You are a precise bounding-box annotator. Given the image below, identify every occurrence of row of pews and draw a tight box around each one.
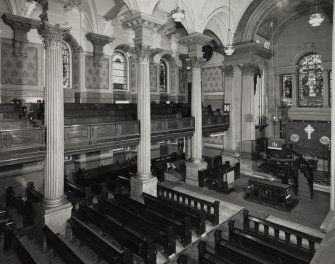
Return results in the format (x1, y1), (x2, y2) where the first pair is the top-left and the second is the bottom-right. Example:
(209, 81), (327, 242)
(5, 182), (42, 228)
(4, 178), (221, 264)
(196, 209), (321, 264)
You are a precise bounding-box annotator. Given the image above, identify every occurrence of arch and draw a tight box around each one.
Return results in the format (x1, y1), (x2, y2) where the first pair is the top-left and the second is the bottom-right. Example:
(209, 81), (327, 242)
(297, 53), (324, 107)
(112, 49), (129, 91)
(61, 41), (73, 89)
(292, 44), (326, 66)
(159, 58), (169, 93)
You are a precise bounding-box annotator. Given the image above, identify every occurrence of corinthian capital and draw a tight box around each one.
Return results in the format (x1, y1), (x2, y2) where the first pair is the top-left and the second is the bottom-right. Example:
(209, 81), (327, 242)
(37, 21), (70, 49)
(131, 44), (154, 63)
(190, 57), (205, 69)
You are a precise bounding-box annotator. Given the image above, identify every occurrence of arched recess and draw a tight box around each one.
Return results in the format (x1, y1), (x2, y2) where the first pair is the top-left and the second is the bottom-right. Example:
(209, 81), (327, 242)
(63, 33), (82, 89)
(160, 53), (180, 95)
(112, 44), (132, 92)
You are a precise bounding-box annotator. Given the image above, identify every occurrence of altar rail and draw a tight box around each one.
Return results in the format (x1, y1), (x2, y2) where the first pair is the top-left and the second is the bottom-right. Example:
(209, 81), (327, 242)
(243, 209), (322, 255)
(157, 185), (220, 225)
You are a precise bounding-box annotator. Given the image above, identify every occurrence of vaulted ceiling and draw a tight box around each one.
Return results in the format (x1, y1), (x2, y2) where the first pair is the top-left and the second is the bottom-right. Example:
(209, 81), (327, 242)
(2, 0), (333, 48)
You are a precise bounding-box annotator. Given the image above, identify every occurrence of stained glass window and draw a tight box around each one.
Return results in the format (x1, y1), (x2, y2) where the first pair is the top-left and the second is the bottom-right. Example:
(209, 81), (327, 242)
(282, 74), (292, 106)
(112, 51), (127, 90)
(298, 53), (323, 107)
(159, 59), (168, 92)
(61, 41), (71, 88)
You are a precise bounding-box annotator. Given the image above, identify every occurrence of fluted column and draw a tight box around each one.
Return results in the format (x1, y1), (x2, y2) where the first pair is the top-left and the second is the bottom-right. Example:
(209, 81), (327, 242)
(38, 22), (69, 207)
(190, 57), (204, 163)
(331, 2), (335, 212)
(122, 12), (164, 200)
(134, 44), (152, 179)
(179, 33), (211, 185)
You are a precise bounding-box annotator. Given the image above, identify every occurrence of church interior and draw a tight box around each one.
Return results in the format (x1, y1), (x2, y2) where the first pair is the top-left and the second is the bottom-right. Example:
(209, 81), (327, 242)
(0, 0), (335, 263)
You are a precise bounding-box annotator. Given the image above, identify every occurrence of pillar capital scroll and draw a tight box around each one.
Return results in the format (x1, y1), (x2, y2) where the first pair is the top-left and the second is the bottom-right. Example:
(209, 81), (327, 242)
(190, 57), (205, 69)
(131, 44), (163, 63)
(37, 21), (70, 49)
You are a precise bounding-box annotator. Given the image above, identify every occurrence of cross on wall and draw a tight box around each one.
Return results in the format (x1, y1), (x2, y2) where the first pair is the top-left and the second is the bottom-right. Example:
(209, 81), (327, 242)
(304, 124), (315, 140)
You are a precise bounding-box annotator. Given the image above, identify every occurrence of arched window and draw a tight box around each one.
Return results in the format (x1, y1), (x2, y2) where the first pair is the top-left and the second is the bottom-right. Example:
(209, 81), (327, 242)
(298, 53), (323, 107)
(112, 51), (127, 90)
(61, 41), (72, 89)
(159, 59), (168, 93)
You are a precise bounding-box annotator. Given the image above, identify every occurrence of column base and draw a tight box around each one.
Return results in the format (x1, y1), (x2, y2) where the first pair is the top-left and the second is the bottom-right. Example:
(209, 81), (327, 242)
(320, 210), (335, 233)
(185, 161), (207, 186)
(34, 200), (72, 243)
(131, 176), (158, 203)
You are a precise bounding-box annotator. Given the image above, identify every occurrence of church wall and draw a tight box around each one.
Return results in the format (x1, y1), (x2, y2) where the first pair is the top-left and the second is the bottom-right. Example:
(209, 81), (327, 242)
(0, 11), (184, 104)
(268, 14), (332, 187)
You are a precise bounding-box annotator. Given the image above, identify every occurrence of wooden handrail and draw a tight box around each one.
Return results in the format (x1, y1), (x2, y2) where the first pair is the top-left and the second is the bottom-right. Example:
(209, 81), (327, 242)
(157, 185), (220, 225)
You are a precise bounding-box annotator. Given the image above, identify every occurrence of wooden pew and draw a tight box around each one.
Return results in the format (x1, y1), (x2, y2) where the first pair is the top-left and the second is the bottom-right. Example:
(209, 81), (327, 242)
(198, 241), (230, 264)
(228, 220), (310, 264)
(0, 209), (16, 251)
(157, 185), (220, 226)
(64, 179), (87, 208)
(69, 216), (134, 264)
(5, 186), (34, 228)
(116, 194), (192, 247)
(43, 225), (86, 264)
(26, 182), (43, 203)
(100, 198), (176, 257)
(143, 192), (206, 236)
(242, 209), (321, 257)
(214, 230), (271, 264)
(78, 203), (157, 264)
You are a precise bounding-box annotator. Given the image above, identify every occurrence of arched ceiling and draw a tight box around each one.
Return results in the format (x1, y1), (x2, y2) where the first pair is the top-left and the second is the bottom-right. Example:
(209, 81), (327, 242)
(235, 0), (333, 45)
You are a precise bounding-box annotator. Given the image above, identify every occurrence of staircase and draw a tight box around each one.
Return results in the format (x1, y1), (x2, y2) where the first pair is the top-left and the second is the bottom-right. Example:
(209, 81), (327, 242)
(297, 172), (313, 199)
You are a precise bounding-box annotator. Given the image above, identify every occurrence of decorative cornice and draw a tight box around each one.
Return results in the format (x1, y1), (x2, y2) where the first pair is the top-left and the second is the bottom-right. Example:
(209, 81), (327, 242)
(122, 12), (164, 30)
(85, 32), (114, 47)
(239, 63), (259, 76)
(37, 21), (70, 49)
(224, 41), (273, 63)
(2, 13), (40, 31)
(85, 32), (114, 67)
(2, 13), (40, 56)
(179, 32), (212, 47)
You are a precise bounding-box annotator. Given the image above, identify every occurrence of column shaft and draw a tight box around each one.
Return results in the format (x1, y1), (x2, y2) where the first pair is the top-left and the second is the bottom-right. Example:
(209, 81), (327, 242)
(191, 66), (203, 163)
(330, 2), (335, 211)
(44, 46), (65, 205)
(137, 59), (151, 179)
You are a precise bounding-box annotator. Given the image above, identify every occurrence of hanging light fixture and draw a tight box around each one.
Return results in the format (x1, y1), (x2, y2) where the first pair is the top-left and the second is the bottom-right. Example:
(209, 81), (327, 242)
(308, 0), (324, 27)
(171, 1), (185, 23)
(225, 0), (235, 56)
